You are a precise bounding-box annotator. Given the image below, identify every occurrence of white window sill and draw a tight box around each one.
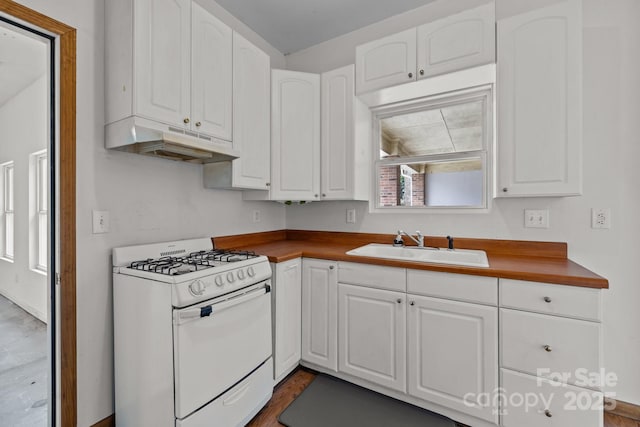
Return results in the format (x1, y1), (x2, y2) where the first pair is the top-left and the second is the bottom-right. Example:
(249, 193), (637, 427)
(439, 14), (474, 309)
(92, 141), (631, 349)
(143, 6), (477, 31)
(0, 256), (14, 264)
(31, 267), (47, 276)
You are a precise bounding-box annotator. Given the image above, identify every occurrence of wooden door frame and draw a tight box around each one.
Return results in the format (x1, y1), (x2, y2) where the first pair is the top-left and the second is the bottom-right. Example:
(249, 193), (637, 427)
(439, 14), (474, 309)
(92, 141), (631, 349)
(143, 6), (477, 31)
(0, 1), (76, 425)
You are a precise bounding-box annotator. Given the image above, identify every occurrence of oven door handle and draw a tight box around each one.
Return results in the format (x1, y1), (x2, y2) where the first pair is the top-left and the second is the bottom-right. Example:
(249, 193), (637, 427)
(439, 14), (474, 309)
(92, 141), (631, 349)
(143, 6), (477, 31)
(174, 283), (270, 325)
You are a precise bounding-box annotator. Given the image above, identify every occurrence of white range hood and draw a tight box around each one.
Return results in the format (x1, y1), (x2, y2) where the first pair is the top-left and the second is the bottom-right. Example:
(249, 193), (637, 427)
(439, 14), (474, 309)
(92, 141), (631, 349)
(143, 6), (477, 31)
(105, 116), (240, 163)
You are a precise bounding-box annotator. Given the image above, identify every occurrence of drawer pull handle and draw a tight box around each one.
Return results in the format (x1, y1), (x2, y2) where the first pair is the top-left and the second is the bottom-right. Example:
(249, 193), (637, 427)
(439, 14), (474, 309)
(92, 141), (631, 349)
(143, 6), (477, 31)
(396, 298), (402, 304)
(543, 296), (552, 303)
(410, 301), (415, 306)
(544, 409), (552, 417)
(543, 345), (552, 352)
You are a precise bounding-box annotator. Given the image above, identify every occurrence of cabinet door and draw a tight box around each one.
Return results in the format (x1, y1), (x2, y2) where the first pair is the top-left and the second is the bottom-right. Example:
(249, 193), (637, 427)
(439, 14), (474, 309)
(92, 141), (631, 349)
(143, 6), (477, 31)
(321, 65), (354, 200)
(134, 0), (191, 127)
(301, 259), (338, 371)
(271, 70), (320, 201)
(416, 3), (495, 79)
(407, 294), (498, 423)
(273, 259), (302, 382)
(355, 28), (417, 94)
(191, 3), (232, 141)
(232, 32), (271, 189)
(338, 283), (406, 392)
(497, 0), (582, 196)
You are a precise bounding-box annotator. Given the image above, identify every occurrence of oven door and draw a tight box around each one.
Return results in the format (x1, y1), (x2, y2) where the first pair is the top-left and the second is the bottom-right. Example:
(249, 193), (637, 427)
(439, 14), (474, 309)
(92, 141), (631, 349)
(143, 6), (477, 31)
(172, 281), (272, 419)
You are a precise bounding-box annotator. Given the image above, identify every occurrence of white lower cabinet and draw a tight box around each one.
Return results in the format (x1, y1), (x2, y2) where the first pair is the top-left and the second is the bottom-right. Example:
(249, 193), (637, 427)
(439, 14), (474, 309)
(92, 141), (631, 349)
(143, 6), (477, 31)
(501, 369), (603, 427)
(293, 260), (604, 427)
(338, 283), (406, 393)
(272, 259), (302, 382)
(407, 294), (498, 423)
(499, 279), (603, 426)
(301, 259), (338, 371)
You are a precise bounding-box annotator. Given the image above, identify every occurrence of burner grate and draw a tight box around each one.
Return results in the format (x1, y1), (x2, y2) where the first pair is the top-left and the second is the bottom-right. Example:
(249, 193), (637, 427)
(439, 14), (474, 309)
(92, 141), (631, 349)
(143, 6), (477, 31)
(128, 249), (259, 275)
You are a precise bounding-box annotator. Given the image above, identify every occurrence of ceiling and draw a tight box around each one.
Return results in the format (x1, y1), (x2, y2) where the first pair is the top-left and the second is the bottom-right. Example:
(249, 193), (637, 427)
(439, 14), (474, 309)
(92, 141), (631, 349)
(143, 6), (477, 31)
(381, 101), (483, 157)
(0, 23), (47, 107)
(214, 0), (438, 54)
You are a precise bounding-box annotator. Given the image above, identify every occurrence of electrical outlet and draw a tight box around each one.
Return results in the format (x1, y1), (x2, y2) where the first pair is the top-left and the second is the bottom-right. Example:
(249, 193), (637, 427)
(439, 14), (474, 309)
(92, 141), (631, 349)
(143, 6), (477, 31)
(92, 210), (110, 234)
(252, 210), (261, 223)
(591, 208), (611, 229)
(346, 209), (356, 224)
(524, 209), (549, 228)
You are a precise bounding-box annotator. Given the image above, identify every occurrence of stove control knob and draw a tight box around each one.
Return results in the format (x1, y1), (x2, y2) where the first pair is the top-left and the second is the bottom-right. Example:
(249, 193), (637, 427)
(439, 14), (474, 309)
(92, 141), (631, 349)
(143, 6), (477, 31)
(237, 269), (246, 280)
(226, 272), (235, 283)
(247, 267), (256, 278)
(214, 275), (224, 287)
(189, 280), (206, 296)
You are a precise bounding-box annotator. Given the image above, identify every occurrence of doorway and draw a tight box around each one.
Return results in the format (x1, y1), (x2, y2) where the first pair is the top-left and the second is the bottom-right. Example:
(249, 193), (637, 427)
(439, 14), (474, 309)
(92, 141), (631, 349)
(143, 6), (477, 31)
(0, 1), (77, 426)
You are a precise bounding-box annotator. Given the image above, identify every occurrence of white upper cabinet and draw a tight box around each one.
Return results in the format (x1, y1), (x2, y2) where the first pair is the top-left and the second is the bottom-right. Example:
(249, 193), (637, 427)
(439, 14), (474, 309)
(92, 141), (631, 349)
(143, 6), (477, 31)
(355, 3), (495, 94)
(191, 2), (232, 140)
(416, 3), (495, 79)
(270, 70), (321, 201)
(496, 0), (582, 197)
(106, 0), (233, 141)
(133, 0), (191, 128)
(231, 32), (271, 189)
(202, 32), (271, 190)
(356, 28), (417, 94)
(321, 65), (370, 201)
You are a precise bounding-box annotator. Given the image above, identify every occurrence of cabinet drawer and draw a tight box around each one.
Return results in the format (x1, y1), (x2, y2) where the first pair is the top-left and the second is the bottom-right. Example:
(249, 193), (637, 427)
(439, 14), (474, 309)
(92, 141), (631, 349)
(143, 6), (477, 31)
(500, 279), (602, 321)
(338, 262), (405, 292)
(407, 269), (497, 305)
(501, 309), (602, 389)
(501, 369), (603, 427)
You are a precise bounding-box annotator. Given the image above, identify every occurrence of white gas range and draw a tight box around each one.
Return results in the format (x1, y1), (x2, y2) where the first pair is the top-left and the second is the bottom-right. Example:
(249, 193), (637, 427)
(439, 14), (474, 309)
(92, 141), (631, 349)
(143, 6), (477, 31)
(113, 238), (274, 427)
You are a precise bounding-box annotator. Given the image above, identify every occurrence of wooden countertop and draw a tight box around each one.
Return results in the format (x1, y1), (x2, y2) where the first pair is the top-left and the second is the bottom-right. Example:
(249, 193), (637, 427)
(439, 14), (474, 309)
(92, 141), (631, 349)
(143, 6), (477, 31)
(212, 230), (608, 289)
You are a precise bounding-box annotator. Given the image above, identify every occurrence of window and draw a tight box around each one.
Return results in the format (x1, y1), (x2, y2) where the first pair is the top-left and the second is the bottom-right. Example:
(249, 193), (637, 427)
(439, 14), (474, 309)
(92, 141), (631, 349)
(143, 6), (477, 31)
(34, 152), (48, 271)
(2, 162), (14, 261)
(373, 87), (492, 211)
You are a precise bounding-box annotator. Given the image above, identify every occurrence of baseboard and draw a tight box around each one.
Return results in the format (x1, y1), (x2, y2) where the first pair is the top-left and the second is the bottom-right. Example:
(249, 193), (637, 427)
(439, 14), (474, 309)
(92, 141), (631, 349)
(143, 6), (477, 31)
(91, 414), (115, 427)
(0, 289), (47, 322)
(605, 398), (640, 421)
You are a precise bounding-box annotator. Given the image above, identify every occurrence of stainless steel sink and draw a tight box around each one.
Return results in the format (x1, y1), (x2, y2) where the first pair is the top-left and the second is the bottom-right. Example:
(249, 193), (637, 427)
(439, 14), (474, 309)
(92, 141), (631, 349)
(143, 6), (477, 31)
(346, 244), (489, 268)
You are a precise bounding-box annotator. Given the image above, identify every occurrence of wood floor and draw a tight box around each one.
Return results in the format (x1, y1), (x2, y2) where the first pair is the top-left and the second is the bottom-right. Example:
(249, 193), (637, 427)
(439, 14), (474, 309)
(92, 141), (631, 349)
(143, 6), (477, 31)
(246, 368), (639, 427)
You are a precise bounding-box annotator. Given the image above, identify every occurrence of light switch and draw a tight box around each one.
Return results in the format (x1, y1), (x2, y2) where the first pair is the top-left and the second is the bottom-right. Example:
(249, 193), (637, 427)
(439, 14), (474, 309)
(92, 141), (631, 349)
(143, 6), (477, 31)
(92, 210), (110, 234)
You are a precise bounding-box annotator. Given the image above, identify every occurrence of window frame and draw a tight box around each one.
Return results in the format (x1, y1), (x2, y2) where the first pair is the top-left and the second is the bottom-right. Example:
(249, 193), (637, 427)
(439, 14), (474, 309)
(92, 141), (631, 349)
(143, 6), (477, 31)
(34, 151), (48, 272)
(370, 85), (494, 214)
(1, 161), (15, 262)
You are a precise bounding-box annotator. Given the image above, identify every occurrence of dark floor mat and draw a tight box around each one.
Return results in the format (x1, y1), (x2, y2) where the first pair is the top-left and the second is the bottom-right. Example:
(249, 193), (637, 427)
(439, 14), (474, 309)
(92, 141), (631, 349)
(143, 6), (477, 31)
(278, 374), (457, 427)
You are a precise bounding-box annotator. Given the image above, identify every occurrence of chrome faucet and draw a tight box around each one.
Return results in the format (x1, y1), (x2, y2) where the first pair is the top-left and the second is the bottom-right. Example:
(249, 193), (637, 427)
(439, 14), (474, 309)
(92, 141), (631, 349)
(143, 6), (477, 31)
(398, 230), (424, 248)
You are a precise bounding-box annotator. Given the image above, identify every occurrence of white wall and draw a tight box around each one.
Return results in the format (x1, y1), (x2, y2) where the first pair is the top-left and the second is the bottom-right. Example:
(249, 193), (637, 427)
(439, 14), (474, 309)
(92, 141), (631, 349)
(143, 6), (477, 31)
(0, 75), (48, 321)
(285, 0), (640, 406)
(9, 1), (286, 425)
